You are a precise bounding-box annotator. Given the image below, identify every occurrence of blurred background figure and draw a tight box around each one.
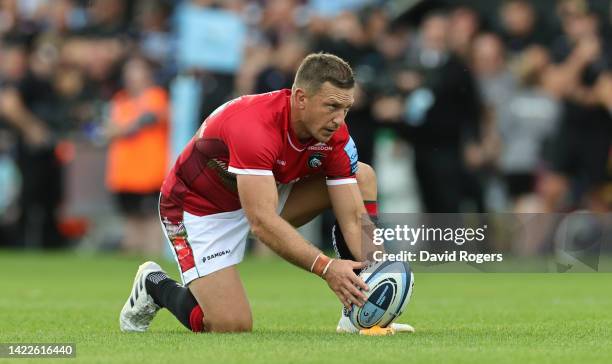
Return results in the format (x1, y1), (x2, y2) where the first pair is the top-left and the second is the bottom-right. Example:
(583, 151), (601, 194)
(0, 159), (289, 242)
(133, 0), (175, 85)
(395, 12), (482, 212)
(498, 46), (563, 212)
(542, 2), (612, 212)
(104, 56), (169, 255)
(448, 6), (481, 61)
(497, 0), (545, 56)
(0, 39), (65, 249)
(253, 36), (307, 94)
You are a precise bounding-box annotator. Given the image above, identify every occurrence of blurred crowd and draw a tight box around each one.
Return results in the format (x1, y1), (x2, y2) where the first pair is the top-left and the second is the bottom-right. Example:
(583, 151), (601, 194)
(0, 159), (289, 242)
(0, 0), (611, 253)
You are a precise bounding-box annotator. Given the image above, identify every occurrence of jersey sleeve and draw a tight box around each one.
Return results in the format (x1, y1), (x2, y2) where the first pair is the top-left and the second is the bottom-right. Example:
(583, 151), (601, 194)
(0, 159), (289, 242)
(325, 127), (359, 186)
(224, 115), (279, 176)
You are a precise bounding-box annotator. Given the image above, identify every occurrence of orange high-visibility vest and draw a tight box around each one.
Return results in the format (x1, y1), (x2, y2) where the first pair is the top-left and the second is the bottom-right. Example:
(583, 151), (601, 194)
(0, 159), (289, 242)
(106, 86), (169, 193)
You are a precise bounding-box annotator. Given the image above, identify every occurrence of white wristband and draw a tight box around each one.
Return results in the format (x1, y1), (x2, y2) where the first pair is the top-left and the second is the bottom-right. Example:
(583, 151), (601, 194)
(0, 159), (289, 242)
(310, 255), (321, 272)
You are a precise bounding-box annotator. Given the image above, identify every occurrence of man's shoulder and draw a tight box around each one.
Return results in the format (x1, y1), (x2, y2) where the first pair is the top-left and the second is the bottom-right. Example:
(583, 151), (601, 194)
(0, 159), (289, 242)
(224, 89), (290, 117)
(214, 89), (290, 135)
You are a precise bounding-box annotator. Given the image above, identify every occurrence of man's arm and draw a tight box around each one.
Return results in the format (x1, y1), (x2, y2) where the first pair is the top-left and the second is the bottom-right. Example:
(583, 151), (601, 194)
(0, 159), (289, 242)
(237, 174), (368, 308)
(0, 87), (50, 147)
(104, 112), (160, 141)
(328, 182), (378, 262)
(557, 36), (602, 107)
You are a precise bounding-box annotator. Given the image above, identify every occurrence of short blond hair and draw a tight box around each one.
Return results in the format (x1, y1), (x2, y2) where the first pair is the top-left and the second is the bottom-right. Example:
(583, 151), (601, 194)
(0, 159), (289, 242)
(293, 53), (354, 95)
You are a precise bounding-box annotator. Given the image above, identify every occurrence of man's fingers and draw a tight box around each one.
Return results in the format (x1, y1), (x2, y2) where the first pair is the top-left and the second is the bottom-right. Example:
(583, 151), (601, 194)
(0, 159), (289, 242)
(340, 288), (352, 305)
(351, 260), (368, 270)
(347, 260), (369, 291)
(346, 284), (367, 305)
(342, 284), (366, 307)
(338, 290), (351, 309)
(351, 273), (369, 292)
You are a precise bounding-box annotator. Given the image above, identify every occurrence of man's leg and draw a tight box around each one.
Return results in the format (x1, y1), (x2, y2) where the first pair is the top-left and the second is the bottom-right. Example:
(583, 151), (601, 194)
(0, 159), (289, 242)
(186, 266), (252, 332)
(135, 263), (251, 333)
(121, 196), (253, 333)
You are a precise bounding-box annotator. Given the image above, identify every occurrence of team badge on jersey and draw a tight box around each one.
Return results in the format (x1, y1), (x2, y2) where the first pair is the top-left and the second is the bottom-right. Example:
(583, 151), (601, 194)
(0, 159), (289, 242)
(308, 152), (325, 169)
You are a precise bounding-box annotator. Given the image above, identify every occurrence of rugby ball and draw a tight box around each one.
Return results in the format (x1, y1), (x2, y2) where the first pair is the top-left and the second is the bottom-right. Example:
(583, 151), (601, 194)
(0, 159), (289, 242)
(349, 260), (414, 329)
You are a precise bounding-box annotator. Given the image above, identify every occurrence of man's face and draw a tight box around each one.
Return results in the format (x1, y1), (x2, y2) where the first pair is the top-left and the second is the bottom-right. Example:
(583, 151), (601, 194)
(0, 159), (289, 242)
(302, 82), (354, 142)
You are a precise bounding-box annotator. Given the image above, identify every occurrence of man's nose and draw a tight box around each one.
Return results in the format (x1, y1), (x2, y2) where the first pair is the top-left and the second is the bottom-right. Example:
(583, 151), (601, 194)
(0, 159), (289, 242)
(333, 113), (345, 127)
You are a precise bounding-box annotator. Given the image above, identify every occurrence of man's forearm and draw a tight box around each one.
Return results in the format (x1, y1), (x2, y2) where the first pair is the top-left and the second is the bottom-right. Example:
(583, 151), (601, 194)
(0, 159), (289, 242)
(0, 89), (46, 134)
(329, 184), (370, 261)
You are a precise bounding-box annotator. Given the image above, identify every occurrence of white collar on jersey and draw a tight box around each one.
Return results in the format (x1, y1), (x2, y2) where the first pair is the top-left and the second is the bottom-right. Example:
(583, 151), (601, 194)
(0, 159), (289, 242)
(287, 131), (307, 152)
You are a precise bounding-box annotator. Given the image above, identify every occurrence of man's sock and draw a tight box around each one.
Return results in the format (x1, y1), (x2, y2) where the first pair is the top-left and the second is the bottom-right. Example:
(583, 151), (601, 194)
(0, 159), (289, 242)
(364, 200), (378, 219)
(145, 272), (204, 332)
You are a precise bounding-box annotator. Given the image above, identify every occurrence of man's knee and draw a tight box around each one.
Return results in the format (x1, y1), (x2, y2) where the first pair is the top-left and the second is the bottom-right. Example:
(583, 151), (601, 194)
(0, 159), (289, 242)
(356, 162), (376, 184)
(205, 312), (253, 333)
(356, 162), (377, 199)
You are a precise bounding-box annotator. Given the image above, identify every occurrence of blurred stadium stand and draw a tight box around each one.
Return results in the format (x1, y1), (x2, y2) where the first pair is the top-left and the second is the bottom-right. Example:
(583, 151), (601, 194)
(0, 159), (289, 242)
(0, 0), (610, 254)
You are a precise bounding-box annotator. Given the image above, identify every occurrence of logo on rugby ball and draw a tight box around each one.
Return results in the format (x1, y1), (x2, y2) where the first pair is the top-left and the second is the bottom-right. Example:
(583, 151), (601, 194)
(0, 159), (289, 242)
(356, 278), (397, 327)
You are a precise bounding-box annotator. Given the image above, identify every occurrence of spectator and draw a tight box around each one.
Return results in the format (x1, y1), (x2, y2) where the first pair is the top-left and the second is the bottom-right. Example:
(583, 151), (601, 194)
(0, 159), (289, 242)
(253, 36), (307, 94)
(449, 6), (481, 61)
(133, 0), (175, 85)
(470, 33), (511, 210)
(399, 12), (483, 212)
(542, 7), (612, 212)
(80, 0), (127, 38)
(498, 0), (545, 56)
(309, 10), (370, 67)
(0, 40), (65, 248)
(498, 47), (564, 211)
(104, 56), (169, 254)
(0, 109), (20, 245)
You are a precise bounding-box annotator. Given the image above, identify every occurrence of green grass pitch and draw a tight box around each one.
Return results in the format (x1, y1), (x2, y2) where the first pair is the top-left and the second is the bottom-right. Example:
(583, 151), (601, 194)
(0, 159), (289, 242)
(1, 251), (611, 364)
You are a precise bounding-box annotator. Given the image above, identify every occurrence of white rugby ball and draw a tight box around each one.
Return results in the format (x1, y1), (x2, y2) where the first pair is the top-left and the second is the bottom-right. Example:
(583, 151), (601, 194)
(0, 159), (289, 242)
(349, 260), (414, 329)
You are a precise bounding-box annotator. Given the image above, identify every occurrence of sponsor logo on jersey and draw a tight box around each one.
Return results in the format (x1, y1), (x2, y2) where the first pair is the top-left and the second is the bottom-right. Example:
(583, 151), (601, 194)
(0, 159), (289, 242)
(308, 143), (332, 151)
(202, 249), (231, 263)
(308, 152), (325, 168)
(276, 159), (287, 166)
(344, 137), (359, 174)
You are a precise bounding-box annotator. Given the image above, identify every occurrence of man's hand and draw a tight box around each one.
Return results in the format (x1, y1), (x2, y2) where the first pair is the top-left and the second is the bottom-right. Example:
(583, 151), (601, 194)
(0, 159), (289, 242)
(573, 35), (601, 65)
(323, 259), (369, 309)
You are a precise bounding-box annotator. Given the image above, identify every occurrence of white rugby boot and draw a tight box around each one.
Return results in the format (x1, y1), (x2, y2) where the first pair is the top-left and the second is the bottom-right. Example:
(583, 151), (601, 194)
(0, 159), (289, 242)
(119, 261), (163, 332)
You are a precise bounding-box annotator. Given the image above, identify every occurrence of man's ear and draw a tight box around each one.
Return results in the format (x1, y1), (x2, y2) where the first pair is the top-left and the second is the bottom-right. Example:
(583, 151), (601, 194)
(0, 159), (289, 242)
(293, 87), (307, 109)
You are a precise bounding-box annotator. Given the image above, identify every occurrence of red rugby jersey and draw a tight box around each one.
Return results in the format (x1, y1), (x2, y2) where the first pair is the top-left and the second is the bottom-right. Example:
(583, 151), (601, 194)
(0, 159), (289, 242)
(161, 89), (358, 216)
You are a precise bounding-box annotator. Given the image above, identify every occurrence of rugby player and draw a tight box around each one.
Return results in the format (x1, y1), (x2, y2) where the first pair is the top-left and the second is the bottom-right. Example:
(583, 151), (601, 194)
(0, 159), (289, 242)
(119, 53), (413, 334)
